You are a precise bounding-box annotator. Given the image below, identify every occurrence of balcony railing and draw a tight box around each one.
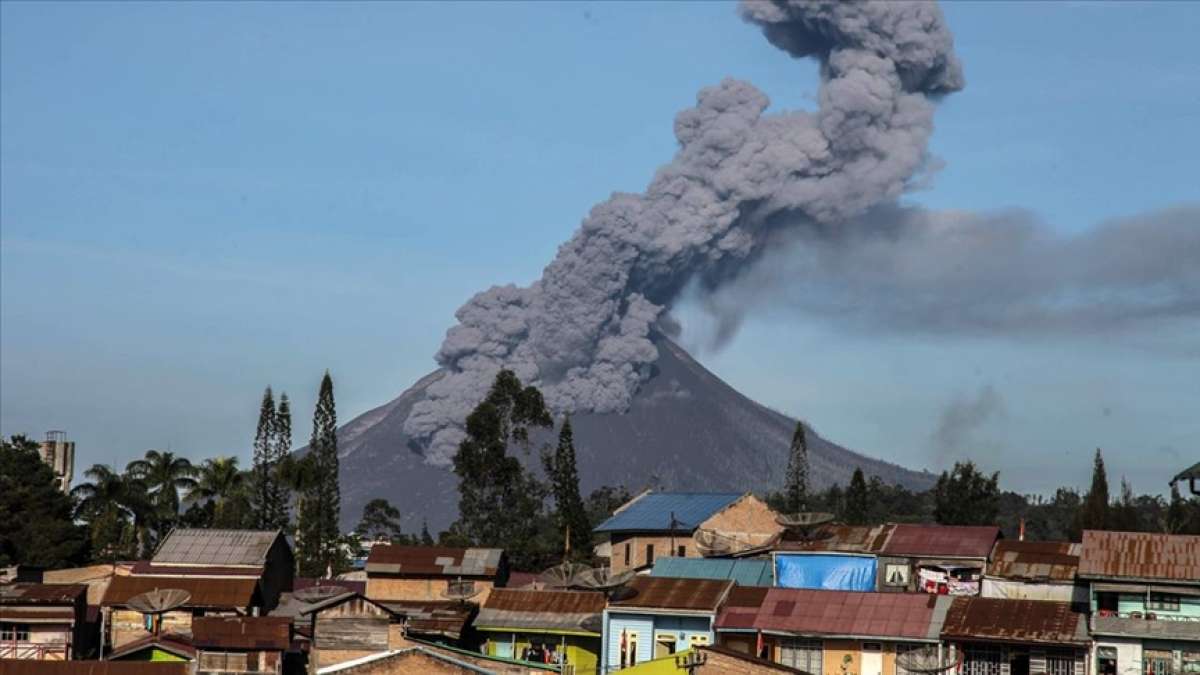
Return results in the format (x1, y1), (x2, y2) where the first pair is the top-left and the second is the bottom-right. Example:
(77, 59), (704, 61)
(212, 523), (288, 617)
(0, 641), (71, 660)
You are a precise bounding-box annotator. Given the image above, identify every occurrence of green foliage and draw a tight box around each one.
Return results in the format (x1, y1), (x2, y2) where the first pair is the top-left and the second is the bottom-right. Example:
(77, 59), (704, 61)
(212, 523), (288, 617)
(783, 422), (809, 514)
(933, 461), (1000, 526)
(356, 498), (409, 544)
(72, 463), (152, 560)
(126, 449), (197, 548)
(270, 394), (293, 529)
(0, 436), (88, 567)
(585, 484), (633, 530)
(419, 520), (435, 546)
(542, 418), (592, 562)
(450, 369), (556, 571)
(297, 371), (343, 577)
(188, 456), (253, 529)
(1079, 448), (1110, 531)
(843, 468), (870, 525)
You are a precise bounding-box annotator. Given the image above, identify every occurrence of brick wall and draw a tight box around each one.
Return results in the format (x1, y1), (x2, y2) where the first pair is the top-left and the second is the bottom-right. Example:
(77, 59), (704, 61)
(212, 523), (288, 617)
(700, 495), (784, 548)
(365, 578), (495, 605)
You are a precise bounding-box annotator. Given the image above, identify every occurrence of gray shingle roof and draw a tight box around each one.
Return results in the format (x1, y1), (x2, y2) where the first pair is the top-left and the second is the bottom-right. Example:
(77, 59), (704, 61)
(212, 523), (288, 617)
(152, 528), (282, 567)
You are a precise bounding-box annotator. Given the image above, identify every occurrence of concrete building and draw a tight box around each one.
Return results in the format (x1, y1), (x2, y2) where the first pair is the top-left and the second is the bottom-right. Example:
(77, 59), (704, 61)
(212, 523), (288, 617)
(37, 430), (75, 493)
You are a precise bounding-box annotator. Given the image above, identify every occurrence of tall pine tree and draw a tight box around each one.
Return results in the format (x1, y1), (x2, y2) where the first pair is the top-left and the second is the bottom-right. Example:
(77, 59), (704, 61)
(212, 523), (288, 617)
(1079, 448), (1110, 531)
(543, 417), (591, 561)
(265, 393), (293, 530)
(251, 387), (277, 530)
(844, 468), (870, 525)
(784, 421), (809, 514)
(298, 372), (342, 577)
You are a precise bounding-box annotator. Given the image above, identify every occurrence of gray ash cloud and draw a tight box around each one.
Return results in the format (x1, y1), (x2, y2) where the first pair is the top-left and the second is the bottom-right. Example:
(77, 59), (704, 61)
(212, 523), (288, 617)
(403, 0), (965, 464)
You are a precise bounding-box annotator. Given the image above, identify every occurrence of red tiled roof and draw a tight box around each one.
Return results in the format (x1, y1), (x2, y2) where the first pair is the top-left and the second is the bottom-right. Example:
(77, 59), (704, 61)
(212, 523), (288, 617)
(717, 588), (944, 640)
(101, 575), (257, 609)
(610, 576), (733, 613)
(0, 582), (87, 605)
(1078, 530), (1200, 583)
(942, 597), (1086, 645)
(192, 616), (291, 650)
(880, 524), (1000, 559)
(987, 541), (1080, 582)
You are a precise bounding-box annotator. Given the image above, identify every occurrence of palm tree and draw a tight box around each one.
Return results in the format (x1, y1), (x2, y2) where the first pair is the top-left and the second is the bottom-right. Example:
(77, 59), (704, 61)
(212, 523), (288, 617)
(188, 456), (251, 528)
(126, 450), (197, 539)
(71, 464), (149, 560)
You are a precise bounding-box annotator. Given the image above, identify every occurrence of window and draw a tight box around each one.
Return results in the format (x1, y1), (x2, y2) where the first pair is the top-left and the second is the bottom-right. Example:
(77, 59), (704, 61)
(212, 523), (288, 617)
(199, 651), (251, 672)
(646, 544), (655, 565)
(624, 543), (631, 567)
(0, 623), (30, 641)
(1181, 651), (1199, 675)
(689, 635), (710, 647)
(678, 545), (687, 557)
(619, 631), (639, 668)
(655, 633), (677, 658)
(885, 563), (911, 587)
(780, 639), (822, 673)
(1047, 650), (1075, 675)
(962, 646), (1004, 675)
(1148, 593), (1180, 612)
(1144, 651), (1172, 675)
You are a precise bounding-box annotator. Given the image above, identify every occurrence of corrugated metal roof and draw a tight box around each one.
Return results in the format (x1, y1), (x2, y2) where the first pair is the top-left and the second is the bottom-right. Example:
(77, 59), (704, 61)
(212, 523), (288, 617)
(1078, 530), (1200, 583)
(380, 600), (476, 640)
(130, 561), (262, 578)
(0, 660), (190, 674)
(986, 540), (1080, 582)
(609, 576), (733, 613)
(152, 529), (282, 567)
(108, 633), (197, 660)
(0, 582), (86, 605)
(192, 616), (291, 650)
(941, 598), (1087, 645)
(475, 589), (605, 633)
(295, 577), (366, 595)
(101, 575), (257, 609)
(651, 557), (774, 587)
(1091, 615), (1200, 640)
(1173, 462), (1200, 483)
(775, 524), (893, 553)
(716, 588), (948, 641)
(594, 492), (743, 533)
(0, 607), (77, 622)
(880, 524), (1000, 559)
(365, 545), (503, 578)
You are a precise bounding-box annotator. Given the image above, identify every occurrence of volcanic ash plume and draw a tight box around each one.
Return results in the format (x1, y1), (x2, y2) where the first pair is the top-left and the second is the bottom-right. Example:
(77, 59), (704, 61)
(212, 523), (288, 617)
(404, 0), (964, 464)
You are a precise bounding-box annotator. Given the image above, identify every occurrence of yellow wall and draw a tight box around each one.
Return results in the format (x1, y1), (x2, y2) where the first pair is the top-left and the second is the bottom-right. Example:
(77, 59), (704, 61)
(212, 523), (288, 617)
(481, 630), (600, 675)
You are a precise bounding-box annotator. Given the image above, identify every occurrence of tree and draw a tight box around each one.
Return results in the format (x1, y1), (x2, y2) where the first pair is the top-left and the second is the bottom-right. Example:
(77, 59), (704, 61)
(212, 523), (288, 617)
(451, 369), (554, 570)
(783, 422), (809, 513)
(356, 498), (406, 543)
(1110, 477), (1141, 531)
(189, 456), (251, 528)
(251, 387), (278, 529)
(586, 485), (633, 530)
(72, 463), (146, 560)
(542, 418), (592, 561)
(1079, 449), (1110, 531)
(0, 436), (88, 567)
(297, 371), (343, 577)
(126, 450), (197, 545)
(933, 461), (1000, 526)
(419, 520), (435, 546)
(843, 468), (870, 525)
(269, 393), (293, 529)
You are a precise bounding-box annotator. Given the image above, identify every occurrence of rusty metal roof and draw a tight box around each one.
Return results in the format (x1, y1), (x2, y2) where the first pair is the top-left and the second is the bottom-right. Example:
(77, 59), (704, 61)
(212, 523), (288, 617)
(0, 582), (86, 605)
(192, 616), (291, 650)
(941, 598), (1087, 645)
(1078, 530), (1200, 583)
(0, 661), (190, 674)
(0, 607), (77, 622)
(476, 589), (606, 634)
(101, 575), (257, 609)
(775, 524), (894, 553)
(380, 600), (476, 640)
(609, 576), (733, 613)
(717, 588), (949, 641)
(365, 545), (503, 578)
(130, 560), (262, 578)
(986, 541), (1080, 582)
(880, 524), (1000, 559)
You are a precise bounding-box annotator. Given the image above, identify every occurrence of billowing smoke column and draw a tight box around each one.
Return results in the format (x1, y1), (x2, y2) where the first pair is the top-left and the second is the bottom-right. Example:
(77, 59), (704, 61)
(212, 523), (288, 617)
(405, 0), (964, 464)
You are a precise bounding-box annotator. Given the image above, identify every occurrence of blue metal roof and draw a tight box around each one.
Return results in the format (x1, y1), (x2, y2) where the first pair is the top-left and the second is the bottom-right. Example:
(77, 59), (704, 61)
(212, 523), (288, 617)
(594, 492), (743, 533)
(650, 556), (774, 587)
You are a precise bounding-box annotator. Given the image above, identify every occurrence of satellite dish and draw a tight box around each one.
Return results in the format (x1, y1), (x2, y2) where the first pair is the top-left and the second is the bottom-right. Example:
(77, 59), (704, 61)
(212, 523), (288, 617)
(576, 567), (636, 600)
(293, 585), (349, 604)
(440, 578), (481, 602)
(693, 529), (734, 557)
(578, 614), (603, 634)
(127, 588), (191, 615)
(776, 512), (835, 541)
(538, 562), (591, 589)
(896, 646), (963, 674)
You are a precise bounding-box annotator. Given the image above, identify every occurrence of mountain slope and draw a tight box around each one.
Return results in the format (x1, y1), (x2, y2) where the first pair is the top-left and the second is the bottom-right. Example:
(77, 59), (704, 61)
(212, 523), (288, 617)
(329, 334), (935, 531)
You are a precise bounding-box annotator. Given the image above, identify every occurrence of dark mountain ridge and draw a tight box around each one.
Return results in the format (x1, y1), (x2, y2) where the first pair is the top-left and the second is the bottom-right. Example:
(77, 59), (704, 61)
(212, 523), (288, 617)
(326, 334), (935, 531)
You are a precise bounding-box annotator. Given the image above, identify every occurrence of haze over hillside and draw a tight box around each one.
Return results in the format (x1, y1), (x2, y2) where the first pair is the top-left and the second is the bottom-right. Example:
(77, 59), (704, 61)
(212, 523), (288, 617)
(327, 333), (934, 531)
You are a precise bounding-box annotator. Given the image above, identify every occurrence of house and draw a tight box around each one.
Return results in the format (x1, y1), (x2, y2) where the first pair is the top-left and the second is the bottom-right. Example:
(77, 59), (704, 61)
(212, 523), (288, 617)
(106, 633), (196, 663)
(1172, 463), (1200, 497)
(714, 586), (952, 675)
(650, 557), (774, 587)
(0, 582), (88, 660)
(594, 492), (783, 574)
(192, 616), (292, 675)
(101, 575), (260, 651)
(146, 528), (295, 611)
(295, 591), (403, 669)
(314, 643), (561, 674)
(365, 545), (507, 606)
(617, 644), (812, 674)
(474, 588), (606, 673)
(982, 541), (1086, 604)
(940, 597), (1090, 675)
(772, 524), (892, 592)
(1078, 530), (1200, 675)
(600, 576), (734, 672)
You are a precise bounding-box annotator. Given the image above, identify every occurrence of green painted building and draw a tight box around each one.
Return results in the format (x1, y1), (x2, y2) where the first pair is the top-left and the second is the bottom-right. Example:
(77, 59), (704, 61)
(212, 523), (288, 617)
(474, 588), (606, 674)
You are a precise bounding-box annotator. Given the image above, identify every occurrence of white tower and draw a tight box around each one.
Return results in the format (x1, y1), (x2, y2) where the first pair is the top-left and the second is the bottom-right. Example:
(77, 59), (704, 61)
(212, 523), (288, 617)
(38, 430), (75, 493)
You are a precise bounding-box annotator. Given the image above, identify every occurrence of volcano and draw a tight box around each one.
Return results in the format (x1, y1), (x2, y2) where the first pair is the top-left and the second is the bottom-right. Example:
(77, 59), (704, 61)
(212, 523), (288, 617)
(329, 334), (935, 532)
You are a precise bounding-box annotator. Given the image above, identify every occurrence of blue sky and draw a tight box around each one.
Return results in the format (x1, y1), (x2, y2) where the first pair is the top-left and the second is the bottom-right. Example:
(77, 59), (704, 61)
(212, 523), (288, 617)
(2, 1), (1197, 496)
